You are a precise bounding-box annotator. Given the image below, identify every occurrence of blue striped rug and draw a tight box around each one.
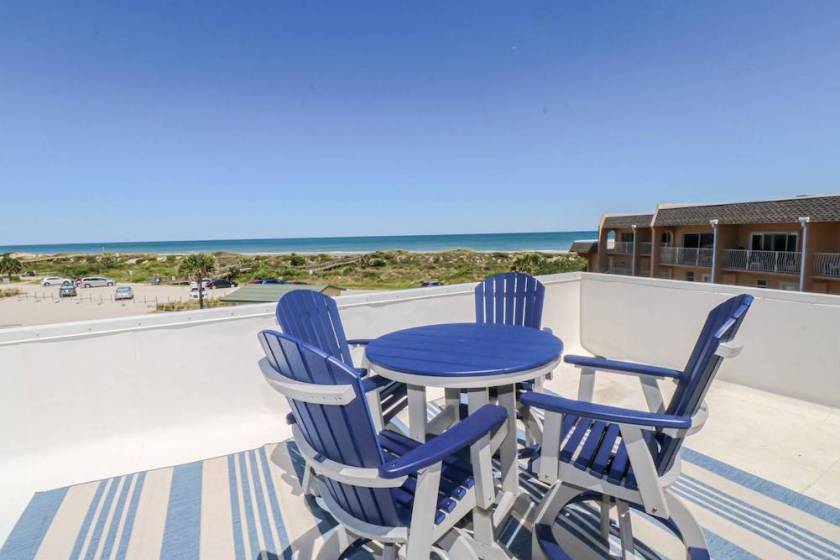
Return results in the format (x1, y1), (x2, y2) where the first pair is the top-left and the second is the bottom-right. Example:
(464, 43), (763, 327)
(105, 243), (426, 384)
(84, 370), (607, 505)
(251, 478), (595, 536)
(2, 439), (837, 559)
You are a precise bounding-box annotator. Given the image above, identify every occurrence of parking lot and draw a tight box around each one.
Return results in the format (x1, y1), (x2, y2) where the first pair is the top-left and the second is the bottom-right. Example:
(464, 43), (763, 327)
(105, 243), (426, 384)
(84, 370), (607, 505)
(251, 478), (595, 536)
(0, 282), (238, 328)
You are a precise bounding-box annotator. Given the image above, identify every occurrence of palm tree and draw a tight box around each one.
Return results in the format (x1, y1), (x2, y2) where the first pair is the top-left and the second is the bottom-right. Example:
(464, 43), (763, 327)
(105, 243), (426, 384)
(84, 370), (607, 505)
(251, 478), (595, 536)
(0, 254), (23, 282)
(179, 253), (215, 309)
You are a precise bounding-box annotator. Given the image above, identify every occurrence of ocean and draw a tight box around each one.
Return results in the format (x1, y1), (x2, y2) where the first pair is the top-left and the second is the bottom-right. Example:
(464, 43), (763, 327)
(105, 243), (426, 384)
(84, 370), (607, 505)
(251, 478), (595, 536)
(1, 231), (597, 255)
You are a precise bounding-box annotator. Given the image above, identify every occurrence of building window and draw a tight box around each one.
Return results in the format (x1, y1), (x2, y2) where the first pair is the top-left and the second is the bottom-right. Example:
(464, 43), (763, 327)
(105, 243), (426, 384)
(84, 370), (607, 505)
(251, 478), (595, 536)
(620, 232), (634, 242)
(751, 232), (797, 252)
(702, 273), (711, 283)
(686, 271), (695, 282)
(684, 233), (714, 249)
(756, 279), (768, 288)
(660, 231), (673, 246)
(779, 281), (798, 291)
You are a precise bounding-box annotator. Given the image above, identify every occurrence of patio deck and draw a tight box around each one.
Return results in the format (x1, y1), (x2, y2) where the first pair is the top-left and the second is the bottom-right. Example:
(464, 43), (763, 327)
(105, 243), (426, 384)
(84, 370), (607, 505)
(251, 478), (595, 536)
(3, 370), (839, 559)
(1, 273), (839, 557)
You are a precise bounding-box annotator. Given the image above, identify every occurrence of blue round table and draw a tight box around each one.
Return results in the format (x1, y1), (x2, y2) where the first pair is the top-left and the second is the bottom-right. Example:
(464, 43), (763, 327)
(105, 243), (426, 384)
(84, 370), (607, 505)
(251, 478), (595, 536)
(366, 322), (563, 533)
(366, 322), (563, 384)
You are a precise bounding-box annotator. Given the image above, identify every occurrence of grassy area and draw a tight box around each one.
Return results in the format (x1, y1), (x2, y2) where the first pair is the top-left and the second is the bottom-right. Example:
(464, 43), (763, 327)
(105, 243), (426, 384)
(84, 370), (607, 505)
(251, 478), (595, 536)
(155, 299), (235, 312)
(0, 288), (23, 299)
(11, 250), (587, 291)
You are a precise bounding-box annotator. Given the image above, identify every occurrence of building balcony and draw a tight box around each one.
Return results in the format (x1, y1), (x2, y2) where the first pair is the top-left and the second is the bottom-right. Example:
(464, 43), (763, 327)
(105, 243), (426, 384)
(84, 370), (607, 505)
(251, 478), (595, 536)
(659, 246), (713, 267)
(814, 252), (840, 278)
(608, 241), (633, 254)
(638, 241), (652, 255)
(0, 274), (838, 558)
(724, 249), (801, 275)
(607, 264), (633, 275)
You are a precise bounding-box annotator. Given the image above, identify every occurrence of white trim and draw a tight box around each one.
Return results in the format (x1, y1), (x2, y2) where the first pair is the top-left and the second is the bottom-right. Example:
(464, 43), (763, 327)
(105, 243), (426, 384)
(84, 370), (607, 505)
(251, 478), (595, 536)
(293, 425), (407, 488)
(259, 358), (357, 405)
(367, 359), (560, 389)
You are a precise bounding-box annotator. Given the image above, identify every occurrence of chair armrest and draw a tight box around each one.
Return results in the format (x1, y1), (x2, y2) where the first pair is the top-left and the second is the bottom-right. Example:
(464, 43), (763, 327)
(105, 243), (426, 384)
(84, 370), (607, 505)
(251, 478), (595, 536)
(564, 355), (683, 380)
(520, 392), (691, 430)
(379, 405), (507, 478)
(361, 374), (391, 393)
(347, 338), (372, 346)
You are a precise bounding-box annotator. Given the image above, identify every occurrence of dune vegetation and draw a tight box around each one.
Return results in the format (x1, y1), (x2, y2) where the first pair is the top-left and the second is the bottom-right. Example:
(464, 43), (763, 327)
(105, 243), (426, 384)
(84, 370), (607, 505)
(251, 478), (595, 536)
(10, 250), (587, 290)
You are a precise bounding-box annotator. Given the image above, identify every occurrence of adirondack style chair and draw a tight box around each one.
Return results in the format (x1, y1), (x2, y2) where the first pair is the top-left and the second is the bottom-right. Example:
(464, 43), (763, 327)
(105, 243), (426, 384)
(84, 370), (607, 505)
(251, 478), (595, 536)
(275, 290), (408, 431)
(258, 330), (509, 560)
(475, 272), (549, 441)
(522, 294), (753, 559)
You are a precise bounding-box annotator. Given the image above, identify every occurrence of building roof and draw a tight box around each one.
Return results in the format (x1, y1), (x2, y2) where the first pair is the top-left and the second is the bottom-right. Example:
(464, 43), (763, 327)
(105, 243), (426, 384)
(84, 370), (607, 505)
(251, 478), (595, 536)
(653, 195), (840, 226)
(219, 284), (339, 303)
(602, 214), (654, 228)
(569, 240), (598, 254)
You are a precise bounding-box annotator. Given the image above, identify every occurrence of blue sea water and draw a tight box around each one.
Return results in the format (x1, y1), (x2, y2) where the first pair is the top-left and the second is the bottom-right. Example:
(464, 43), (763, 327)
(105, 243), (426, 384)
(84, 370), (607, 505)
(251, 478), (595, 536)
(0, 231), (597, 255)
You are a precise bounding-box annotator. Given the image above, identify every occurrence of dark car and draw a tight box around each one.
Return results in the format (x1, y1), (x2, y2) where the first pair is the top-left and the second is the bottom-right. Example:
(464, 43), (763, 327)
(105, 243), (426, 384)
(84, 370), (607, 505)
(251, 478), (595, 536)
(59, 281), (77, 298)
(206, 278), (237, 289)
(421, 279), (443, 287)
(247, 278), (284, 285)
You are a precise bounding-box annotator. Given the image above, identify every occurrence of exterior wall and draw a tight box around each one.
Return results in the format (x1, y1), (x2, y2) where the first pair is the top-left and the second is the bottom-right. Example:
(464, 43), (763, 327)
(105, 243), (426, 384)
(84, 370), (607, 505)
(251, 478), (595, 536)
(578, 273), (840, 408)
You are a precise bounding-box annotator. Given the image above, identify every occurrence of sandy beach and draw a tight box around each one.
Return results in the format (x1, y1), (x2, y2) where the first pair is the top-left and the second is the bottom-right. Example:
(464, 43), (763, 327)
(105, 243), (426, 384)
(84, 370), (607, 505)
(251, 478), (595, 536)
(0, 282), (237, 328)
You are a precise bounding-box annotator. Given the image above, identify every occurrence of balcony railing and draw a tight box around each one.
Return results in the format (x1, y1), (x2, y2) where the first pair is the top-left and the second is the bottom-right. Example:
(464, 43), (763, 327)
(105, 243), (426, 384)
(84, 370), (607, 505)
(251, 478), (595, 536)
(607, 264), (633, 276)
(608, 241), (633, 254)
(659, 247), (713, 267)
(724, 249), (801, 275)
(639, 242), (652, 256)
(814, 253), (840, 278)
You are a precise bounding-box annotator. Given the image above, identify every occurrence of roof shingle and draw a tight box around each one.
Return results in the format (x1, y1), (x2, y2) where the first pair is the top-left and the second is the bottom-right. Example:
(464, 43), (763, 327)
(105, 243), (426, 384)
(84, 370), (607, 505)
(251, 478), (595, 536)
(653, 195), (840, 226)
(602, 214), (653, 228)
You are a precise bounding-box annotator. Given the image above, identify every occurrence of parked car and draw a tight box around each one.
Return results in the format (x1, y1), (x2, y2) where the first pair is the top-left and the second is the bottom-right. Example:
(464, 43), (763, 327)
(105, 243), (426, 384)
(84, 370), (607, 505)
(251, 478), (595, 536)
(59, 281), (77, 297)
(188, 286), (207, 299)
(189, 279), (211, 289)
(248, 278), (283, 285)
(80, 276), (115, 288)
(21, 271), (36, 278)
(206, 278), (237, 289)
(421, 279), (443, 287)
(42, 276), (70, 286)
(114, 286), (134, 300)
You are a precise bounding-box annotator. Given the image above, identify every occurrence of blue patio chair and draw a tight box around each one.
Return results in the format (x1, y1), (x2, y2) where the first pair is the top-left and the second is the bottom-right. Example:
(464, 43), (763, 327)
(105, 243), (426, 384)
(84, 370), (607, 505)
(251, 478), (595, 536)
(521, 294), (753, 559)
(275, 290), (408, 430)
(475, 271), (546, 330)
(258, 330), (509, 560)
(476, 272), (550, 440)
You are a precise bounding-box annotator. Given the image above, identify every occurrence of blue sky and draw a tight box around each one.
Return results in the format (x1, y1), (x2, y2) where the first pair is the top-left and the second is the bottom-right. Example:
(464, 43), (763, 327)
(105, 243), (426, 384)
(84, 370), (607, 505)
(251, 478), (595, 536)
(1, 1), (838, 244)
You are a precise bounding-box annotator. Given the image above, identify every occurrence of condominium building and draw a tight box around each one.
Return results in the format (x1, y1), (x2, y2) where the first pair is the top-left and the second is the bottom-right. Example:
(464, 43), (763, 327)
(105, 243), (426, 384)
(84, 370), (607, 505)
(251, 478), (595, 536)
(572, 194), (840, 294)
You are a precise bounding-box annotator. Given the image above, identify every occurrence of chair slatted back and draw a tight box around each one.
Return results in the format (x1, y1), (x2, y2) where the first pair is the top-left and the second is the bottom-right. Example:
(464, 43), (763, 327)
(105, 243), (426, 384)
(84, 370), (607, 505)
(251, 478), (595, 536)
(656, 294), (753, 473)
(475, 272), (545, 329)
(275, 290), (353, 366)
(258, 330), (402, 527)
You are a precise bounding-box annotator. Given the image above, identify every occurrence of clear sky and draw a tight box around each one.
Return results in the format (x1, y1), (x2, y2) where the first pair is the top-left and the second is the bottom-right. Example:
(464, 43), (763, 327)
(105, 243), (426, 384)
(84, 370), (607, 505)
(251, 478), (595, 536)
(1, 1), (838, 245)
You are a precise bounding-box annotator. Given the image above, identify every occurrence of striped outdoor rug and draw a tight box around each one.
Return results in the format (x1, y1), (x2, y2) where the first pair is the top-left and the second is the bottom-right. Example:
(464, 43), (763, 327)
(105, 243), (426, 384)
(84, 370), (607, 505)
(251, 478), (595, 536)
(2, 439), (838, 559)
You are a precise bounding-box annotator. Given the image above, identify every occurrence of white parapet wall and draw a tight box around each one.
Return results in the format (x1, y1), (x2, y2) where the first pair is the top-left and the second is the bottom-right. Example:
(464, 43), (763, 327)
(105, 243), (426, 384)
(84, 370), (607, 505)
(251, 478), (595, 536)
(578, 273), (840, 408)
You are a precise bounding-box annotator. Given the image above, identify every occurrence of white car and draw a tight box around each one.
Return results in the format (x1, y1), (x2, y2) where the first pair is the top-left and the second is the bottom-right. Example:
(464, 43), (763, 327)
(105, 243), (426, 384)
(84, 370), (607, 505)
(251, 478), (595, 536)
(80, 276), (115, 288)
(188, 286), (207, 299)
(42, 276), (70, 286)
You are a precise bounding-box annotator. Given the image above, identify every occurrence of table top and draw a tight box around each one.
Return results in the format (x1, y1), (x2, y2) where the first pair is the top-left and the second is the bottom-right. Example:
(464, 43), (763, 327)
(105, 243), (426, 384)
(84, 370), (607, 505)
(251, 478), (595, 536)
(366, 322), (563, 379)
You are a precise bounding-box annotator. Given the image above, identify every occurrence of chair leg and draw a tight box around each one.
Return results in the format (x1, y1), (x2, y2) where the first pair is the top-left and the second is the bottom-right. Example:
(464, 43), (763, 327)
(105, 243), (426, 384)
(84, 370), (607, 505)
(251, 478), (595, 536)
(616, 500), (633, 560)
(313, 524), (355, 560)
(382, 543), (397, 560)
(599, 496), (612, 541)
(530, 483), (581, 560)
(665, 491), (710, 559)
(302, 464), (319, 496)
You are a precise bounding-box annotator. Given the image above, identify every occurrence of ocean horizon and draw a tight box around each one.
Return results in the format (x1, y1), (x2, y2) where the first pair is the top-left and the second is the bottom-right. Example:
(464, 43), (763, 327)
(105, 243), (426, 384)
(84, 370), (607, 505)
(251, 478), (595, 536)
(1, 231), (597, 255)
